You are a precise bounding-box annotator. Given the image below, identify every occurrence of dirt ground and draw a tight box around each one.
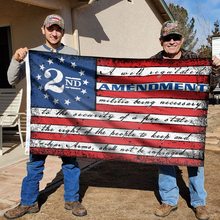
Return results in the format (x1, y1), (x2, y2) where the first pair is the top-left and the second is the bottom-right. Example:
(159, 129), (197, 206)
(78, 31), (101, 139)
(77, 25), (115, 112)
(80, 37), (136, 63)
(1, 105), (220, 220)
(206, 105), (220, 134)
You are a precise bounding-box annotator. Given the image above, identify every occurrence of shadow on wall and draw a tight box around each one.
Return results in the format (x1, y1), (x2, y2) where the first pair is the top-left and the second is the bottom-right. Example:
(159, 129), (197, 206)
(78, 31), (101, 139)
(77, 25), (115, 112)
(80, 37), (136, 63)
(75, 0), (123, 43)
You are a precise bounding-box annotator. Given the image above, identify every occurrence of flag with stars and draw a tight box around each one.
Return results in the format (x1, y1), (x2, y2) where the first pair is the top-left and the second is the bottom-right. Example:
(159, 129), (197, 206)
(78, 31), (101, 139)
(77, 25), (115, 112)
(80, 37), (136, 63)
(29, 50), (96, 110)
(26, 50), (212, 167)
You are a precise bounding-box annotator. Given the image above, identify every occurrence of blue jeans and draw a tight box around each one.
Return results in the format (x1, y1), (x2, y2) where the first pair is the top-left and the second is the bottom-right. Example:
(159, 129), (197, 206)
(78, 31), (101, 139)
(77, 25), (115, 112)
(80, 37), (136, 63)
(20, 154), (80, 206)
(158, 165), (207, 208)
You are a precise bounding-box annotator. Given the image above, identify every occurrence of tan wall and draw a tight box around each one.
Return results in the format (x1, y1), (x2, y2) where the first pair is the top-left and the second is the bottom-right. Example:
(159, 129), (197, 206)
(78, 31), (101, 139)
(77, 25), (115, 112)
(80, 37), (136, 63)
(74, 0), (164, 58)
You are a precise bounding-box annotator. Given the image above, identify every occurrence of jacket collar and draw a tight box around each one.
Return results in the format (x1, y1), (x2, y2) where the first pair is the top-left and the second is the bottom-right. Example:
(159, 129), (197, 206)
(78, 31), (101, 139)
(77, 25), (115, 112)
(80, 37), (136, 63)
(43, 43), (64, 53)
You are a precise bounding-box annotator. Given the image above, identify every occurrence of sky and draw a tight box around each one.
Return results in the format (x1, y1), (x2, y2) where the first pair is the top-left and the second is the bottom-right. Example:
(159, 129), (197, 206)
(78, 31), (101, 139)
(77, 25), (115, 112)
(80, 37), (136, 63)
(164, 0), (220, 49)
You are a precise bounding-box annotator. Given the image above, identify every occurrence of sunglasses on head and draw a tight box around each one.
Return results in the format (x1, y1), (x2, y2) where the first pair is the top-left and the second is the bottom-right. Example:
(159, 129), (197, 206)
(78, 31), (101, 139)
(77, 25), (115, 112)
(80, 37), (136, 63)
(163, 35), (182, 42)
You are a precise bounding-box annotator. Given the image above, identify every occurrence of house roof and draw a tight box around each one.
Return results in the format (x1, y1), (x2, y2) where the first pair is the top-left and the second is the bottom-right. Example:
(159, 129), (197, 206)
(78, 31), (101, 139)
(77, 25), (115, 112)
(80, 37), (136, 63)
(152, 0), (175, 21)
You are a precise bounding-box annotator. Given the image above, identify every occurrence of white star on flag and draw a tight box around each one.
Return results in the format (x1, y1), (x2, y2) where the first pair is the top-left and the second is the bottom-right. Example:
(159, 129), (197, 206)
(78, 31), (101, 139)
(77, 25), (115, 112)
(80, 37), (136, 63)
(79, 70), (85, 76)
(81, 89), (87, 94)
(83, 79), (89, 85)
(36, 74), (42, 80)
(39, 64), (45, 71)
(47, 59), (53, 65)
(71, 62), (77, 68)
(65, 99), (71, 105)
(75, 96), (81, 101)
(44, 93), (49, 99)
(59, 57), (65, 63)
(38, 85), (43, 90)
(53, 99), (59, 105)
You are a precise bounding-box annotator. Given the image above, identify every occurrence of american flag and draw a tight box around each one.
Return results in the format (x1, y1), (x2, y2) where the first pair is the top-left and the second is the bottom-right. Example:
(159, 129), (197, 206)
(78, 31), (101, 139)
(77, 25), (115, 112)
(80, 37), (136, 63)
(26, 50), (211, 166)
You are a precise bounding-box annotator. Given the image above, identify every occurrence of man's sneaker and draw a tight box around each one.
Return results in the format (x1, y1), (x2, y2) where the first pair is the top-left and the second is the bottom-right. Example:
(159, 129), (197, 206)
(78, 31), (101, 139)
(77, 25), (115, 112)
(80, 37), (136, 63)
(4, 203), (39, 219)
(194, 206), (210, 220)
(65, 201), (87, 217)
(155, 203), (178, 217)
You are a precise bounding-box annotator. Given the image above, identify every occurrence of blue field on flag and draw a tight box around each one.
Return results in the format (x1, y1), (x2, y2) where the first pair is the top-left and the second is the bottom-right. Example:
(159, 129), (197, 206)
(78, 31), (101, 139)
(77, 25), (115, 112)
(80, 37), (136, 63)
(29, 51), (96, 110)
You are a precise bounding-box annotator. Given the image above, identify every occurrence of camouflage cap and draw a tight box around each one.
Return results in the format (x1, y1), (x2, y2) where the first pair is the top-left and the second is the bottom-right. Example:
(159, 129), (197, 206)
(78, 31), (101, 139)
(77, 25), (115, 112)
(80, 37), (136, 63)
(43, 14), (65, 29)
(160, 20), (183, 38)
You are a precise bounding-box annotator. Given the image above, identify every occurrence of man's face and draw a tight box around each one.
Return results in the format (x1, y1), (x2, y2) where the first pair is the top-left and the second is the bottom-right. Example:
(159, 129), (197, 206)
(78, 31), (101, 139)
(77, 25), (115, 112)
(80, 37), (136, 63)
(41, 24), (64, 46)
(160, 34), (184, 57)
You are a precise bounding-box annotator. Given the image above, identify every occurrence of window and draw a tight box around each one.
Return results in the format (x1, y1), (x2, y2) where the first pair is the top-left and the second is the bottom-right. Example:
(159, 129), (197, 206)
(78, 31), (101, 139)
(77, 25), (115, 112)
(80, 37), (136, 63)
(0, 26), (12, 88)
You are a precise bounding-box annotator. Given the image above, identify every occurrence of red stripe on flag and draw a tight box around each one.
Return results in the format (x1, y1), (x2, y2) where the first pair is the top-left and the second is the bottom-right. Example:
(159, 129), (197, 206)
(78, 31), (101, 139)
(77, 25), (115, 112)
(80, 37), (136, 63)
(97, 58), (211, 67)
(97, 75), (209, 84)
(30, 132), (204, 150)
(30, 148), (204, 167)
(97, 90), (209, 100)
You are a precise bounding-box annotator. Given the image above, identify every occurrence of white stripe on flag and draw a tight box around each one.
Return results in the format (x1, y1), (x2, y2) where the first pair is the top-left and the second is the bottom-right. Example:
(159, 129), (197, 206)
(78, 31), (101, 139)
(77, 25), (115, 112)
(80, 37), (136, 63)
(31, 124), (205, 142)
(31, 108), (206, 126)
(30, 139), (204, 159)
(96, 97), (208, 109)
(97, 66), (212, 76)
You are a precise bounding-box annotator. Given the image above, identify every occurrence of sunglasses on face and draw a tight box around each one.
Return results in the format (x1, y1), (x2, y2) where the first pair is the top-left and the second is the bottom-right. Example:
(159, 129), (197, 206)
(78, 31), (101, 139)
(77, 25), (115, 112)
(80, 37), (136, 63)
(163, 35), (182, 42)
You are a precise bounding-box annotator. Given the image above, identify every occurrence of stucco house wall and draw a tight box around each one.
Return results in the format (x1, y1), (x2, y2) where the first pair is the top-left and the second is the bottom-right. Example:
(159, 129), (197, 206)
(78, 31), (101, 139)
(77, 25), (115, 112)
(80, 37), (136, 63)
(74, 0), (164, 58)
